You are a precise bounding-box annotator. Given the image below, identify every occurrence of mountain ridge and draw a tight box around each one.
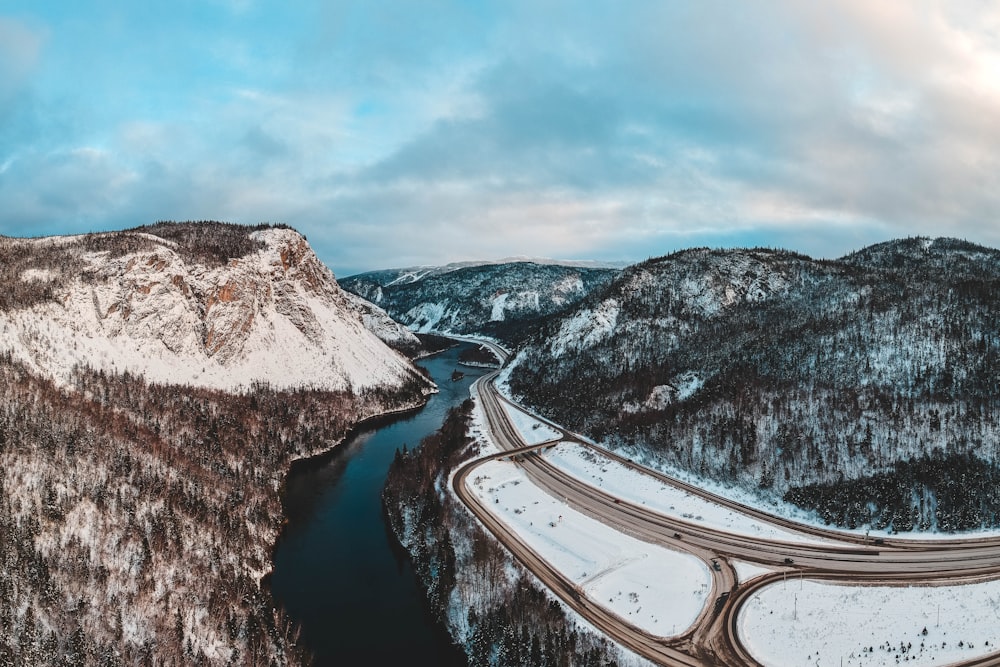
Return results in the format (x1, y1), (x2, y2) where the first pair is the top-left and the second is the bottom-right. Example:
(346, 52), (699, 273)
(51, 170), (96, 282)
(503, 236), (1000, 530)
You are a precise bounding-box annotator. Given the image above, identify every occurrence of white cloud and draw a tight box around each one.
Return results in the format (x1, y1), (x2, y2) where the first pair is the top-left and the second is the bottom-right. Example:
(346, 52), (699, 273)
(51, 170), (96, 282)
(3, 2), (1000, 271)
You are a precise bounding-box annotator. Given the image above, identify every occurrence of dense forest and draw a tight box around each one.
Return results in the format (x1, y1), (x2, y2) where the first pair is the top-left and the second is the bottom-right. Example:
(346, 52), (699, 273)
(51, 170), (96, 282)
(785, 452), (1000, 532)
(0, 349), (427, 664)
(383, 402), (632, 667)
(507, 238), (1000, 530)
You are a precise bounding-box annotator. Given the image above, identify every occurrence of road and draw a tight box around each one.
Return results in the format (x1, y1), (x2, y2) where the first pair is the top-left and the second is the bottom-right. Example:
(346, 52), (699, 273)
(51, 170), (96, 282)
(449, 350), (1000, 666)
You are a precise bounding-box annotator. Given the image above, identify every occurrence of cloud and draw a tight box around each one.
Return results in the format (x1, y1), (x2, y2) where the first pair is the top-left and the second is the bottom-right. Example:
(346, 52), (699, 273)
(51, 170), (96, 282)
(0, 17), (44, 97)
(2, 2), (1000, 272)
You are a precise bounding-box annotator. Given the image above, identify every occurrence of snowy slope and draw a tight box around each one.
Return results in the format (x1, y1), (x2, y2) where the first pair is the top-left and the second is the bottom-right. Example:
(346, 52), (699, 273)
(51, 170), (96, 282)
(0, 226), (428, 393)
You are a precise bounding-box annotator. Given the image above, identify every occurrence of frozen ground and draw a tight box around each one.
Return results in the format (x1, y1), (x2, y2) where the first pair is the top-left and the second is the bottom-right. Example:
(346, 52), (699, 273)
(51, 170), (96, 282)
(500, 400), (562, 445)
(740, 578), (1000, 666)
(543, 443), (835, 546)
(466, 458), (711, 637)
(733, 560), (773, 583)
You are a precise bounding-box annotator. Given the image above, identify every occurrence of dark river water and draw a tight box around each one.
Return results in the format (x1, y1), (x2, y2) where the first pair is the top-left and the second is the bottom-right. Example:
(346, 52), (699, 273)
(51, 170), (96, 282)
(270, 344), (485, 666)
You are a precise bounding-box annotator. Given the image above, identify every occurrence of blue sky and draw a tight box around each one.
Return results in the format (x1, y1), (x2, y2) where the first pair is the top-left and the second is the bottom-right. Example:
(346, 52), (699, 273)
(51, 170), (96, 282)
(2, 1), (1000, 275)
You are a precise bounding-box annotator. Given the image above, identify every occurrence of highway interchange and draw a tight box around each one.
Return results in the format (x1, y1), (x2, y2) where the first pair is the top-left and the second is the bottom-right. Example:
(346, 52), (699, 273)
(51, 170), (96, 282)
(451, 341), (1000, 666)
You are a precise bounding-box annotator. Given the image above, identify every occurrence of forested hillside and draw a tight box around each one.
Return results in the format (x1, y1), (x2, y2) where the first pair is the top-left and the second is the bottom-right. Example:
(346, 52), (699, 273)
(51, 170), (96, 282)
(0, 352), (428, 665)
(506, 238), (1000, 531)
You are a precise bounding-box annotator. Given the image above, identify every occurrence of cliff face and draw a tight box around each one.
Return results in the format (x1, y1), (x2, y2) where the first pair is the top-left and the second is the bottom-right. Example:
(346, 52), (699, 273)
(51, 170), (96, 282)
(0, 226), (426, 392)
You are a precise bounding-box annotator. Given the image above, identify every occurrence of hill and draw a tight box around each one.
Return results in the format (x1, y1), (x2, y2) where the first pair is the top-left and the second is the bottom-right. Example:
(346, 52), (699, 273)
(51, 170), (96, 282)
(0, 222), (426, 391)
(0, 222), (432, 665)
(504, 238), (1000, 532)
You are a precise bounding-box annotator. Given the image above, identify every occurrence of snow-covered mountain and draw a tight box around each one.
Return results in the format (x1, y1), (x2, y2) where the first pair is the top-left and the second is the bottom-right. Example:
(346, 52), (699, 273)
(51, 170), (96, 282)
(341, 260), (620, 343)
(0, 223), (427, 392)
(504, 239), (1000, 530)
(0, 222), (434, 665)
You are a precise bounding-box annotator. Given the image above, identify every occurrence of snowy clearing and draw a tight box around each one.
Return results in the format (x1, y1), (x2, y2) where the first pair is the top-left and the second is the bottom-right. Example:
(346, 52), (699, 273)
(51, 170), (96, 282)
(733, 560), (774, 583)
(466, 459), (711, 637)
(740, 578), (1000, 666)
(500, 400), (562, 445)
(543, 443), (834, 546)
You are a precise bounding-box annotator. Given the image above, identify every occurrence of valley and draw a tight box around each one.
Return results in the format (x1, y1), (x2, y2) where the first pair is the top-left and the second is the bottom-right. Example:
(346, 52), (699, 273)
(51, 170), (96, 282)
(377, 239), (1000, 666)
(2, 225), (1000, 666)
(11, 5), (1000, 666)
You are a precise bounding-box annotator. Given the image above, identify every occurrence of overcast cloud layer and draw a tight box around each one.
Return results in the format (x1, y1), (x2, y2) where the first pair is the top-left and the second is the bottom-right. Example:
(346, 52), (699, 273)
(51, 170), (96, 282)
(1, 1), (999, 274)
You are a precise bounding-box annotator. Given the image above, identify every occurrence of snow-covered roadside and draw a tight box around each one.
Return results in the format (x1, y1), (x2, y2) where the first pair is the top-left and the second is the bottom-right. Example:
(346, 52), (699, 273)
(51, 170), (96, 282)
(465, 458), (711, 637)
(499, 399), (562, 445)
(543, 443), (835, 546)
(740, 578), (1000, 666)
(733, 561), (773, 583)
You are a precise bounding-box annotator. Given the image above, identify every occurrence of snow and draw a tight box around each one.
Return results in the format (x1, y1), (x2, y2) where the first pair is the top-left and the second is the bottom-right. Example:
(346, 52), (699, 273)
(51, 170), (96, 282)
(20, 268), (57, 282)
(733, 560), (774, 583)
(404, 301), (453, 332)
(465, 458), (712, 637)
(386, 269), (434, 286)
(740, 578), (1000, 666)
(0, 228), (424, 393)
(551, 275), (585, 305)
(490, 293), (509, 321)
(542, 443), (835, 545)
(548, 298), (620, 357)
(343, 290), (423, 351)
(499, 400), (562, 445)
(635, 450), (1000, 544)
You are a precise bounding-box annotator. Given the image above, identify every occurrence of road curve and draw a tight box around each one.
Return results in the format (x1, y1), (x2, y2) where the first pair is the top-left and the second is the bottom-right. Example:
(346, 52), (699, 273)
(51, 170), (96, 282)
(448, 348), (1000, 666)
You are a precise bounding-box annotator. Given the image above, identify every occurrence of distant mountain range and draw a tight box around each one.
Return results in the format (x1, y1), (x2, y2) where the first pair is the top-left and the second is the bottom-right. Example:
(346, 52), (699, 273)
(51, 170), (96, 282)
(341, 260), (620, 343)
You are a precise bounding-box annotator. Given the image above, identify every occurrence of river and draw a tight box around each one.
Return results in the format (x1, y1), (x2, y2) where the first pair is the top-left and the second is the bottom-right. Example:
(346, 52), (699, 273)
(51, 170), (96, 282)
(270, 343), (484, 666)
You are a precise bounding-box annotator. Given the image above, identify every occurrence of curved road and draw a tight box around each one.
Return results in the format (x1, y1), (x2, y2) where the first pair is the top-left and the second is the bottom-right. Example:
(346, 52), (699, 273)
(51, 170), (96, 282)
(450, 344), (1000, 666)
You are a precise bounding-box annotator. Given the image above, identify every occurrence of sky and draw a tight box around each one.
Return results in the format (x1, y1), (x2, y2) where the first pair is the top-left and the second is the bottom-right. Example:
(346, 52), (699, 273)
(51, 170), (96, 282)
(2, 1), (1000, 276)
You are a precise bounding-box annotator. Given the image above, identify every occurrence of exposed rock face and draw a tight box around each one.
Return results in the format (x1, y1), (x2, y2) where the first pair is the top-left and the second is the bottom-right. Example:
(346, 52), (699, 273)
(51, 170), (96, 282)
(1, 226), (427, 392)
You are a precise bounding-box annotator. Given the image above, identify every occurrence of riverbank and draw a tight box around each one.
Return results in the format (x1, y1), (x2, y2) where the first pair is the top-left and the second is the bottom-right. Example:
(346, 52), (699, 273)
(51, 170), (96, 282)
(269, 344), (484, 665)
(382, 399), (639, 667)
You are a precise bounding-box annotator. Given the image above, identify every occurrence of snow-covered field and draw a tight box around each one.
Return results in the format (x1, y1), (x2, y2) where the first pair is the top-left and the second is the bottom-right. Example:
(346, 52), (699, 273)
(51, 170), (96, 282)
(472, 379), (1000, 664)
(500, 400), (562, 445)
(543, 443), (834, 546)
(740, 579), (1000, 666)
(465, 458), (711, 637)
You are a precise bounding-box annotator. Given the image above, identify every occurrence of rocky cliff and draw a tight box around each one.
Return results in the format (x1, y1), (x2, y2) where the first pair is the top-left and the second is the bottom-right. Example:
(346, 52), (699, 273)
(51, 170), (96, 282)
(0, 223), (426, 392)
